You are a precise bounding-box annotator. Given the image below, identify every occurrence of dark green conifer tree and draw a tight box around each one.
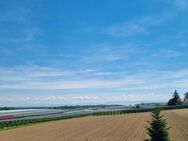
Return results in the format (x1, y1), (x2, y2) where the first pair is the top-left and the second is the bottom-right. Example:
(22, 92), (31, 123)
(145, 108), (170, 141)
(168, 90), (182, 106)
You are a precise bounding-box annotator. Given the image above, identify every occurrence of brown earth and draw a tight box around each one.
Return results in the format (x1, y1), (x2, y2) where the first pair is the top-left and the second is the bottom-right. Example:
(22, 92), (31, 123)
(0, 109), (187, 141)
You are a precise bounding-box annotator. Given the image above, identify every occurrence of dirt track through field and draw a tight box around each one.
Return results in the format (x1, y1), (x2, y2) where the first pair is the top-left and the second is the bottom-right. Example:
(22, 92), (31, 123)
(0, 109), (187, 141)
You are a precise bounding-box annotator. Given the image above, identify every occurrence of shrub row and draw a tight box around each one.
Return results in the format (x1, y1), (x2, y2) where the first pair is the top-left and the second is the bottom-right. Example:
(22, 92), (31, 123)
(0, 113), (91, 130)
(93, 105), (188, 116)
(93, 109), (153, 116)
(163, 104), (188, 110)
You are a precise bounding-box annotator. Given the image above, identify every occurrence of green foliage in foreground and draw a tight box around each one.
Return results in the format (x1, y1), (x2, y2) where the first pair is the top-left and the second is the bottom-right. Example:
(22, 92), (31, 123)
(145, 108), (170, 141)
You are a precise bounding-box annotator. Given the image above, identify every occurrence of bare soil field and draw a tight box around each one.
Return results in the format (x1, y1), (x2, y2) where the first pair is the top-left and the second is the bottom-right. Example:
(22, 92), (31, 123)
(0, 109), (187, 141)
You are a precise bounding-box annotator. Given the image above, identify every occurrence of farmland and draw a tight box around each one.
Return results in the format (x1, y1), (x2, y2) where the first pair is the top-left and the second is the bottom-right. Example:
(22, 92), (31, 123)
(0, 105), (129, 121)
(0, 109), (187, 141)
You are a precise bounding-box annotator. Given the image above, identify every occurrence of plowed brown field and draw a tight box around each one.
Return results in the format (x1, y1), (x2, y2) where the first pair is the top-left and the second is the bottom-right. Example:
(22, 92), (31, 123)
(0, 109), (188, 141)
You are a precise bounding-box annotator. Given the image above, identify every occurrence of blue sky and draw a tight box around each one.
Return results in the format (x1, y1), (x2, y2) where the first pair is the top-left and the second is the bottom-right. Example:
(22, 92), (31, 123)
(0, 0), (188, 106)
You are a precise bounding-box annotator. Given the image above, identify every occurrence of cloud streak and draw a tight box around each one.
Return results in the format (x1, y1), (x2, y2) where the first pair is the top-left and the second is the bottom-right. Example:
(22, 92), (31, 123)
(0, 65), (188, 91)
(0, 93), (165, 106)
(0, 3), (42, 44)
(174, 0), (188, 10)
(100, 12), (175, 37)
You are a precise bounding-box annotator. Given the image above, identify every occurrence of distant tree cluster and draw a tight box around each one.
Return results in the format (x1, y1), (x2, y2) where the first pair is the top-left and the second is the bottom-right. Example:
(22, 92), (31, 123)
(167, 90), (188, 106)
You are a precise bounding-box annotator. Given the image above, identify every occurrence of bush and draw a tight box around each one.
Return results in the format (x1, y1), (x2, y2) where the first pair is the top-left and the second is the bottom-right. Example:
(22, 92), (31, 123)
(145, 108), (170, 141)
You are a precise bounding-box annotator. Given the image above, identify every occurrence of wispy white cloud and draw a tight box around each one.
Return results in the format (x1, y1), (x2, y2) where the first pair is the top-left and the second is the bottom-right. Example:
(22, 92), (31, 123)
(73, 96), (98, 101)
(0, 93), (165, 106)
(0, 3), (41, 43)
(0, 65), (188, 91)
(12, 27), (41, 43)
(174, 0), (188, 10)
(81, 43), (137, 63)
(1, 63), (187, 106)
(102, 13), (175, 37)
(150, 49), (183, 58)
(104, 17), (150, 37)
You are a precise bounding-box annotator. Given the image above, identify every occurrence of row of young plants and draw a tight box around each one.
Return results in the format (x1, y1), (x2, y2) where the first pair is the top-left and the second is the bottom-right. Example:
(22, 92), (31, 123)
(0, 118), (49, 129)
(93, 104), (188, 116)
(163, 104), (188, 110)
(93, 108), (154, 116)
(0, 113), (91, 130)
